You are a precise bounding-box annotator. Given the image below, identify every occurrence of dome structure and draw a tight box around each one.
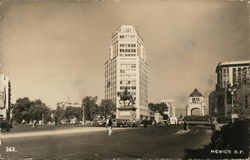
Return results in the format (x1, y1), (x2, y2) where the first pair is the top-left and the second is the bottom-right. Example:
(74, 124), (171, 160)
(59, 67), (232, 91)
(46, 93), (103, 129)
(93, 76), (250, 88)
(189, 88), (202, 97)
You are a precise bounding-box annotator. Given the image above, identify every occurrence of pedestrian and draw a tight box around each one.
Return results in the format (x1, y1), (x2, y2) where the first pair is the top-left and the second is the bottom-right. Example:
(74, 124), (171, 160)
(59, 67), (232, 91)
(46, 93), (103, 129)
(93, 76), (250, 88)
(33, 120), (37, 128)
(183, 120), (188, 130)
(106, 117), (109, 131)
(143, 119), (147, 128)
(107, 116), (113, 136)
(132, 119), (136, 128)
(22, 119), (25, 125)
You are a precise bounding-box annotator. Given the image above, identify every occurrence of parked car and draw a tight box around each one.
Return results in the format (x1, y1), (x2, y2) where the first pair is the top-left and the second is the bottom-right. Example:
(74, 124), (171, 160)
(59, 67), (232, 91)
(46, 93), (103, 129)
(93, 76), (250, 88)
(0, 118), (11, 131)
(112, 119), (117, 127)
(70, 118), (78, 125)
(92, 119), (106, 127)
(60, 119), (67, 125)
(214, 117), (231, 131)
(116, 119), (133, 127)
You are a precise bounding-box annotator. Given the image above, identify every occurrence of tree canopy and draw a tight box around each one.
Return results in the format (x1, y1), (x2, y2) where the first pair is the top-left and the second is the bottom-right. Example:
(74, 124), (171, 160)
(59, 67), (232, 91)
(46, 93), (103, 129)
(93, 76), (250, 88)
(98, 99), (116, 118)
(12, 98), (52, 123)
(81, 96), (98, 121)
(148, 102), (168, 116)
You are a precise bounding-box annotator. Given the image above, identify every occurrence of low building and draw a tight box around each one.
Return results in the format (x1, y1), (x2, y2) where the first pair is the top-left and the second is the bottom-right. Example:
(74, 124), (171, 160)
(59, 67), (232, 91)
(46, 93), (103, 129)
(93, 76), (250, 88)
(161, 99), (177, 124)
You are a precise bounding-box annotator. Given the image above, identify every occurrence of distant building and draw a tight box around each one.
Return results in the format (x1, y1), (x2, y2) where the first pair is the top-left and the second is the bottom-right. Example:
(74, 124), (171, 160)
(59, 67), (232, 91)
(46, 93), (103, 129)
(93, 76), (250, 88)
(209, 60), (250, 119)
(0, 74), (11, 120)
(161, 100), (176, 118)
(104, 25), (149, 120)
(57, 98), (81, 110)
(186, 89), (206, 116)
(161, 100), (177, 124)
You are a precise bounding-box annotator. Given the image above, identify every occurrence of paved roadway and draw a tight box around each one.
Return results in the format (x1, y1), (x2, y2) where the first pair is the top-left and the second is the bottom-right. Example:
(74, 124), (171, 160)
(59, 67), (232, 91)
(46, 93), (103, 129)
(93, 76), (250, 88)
(0, 125), (212, 159)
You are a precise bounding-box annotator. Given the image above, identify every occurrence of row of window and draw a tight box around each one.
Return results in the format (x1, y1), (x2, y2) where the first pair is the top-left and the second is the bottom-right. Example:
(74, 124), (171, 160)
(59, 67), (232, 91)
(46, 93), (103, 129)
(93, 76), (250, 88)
(120, 86), (136, 90)
(120, 49), (136, 53)
(120, 54), (136, 57)
(119, 35), (136, 39)
(120, 80), (136, 84)
(121, 28), (133, 33)
(120, 64), (136, 68)
(120, 44), (136, 47)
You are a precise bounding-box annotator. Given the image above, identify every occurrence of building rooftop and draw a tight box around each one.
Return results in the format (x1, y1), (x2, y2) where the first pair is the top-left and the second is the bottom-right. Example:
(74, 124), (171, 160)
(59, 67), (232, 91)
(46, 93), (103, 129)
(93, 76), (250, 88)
(216, 60), (250, 72)
(112, 25), (144, 41)
(189, 88), (203, 97)
(217, 60), (250, 66)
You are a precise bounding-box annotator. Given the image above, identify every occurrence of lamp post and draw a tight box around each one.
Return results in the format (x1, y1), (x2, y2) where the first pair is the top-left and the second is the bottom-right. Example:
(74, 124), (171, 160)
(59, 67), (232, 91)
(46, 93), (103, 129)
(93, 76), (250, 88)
(228, 86), (237, 122)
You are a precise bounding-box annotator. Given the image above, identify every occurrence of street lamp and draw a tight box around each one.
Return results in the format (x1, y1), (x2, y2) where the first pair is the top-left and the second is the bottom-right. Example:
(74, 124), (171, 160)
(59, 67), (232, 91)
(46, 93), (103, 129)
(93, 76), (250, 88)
(228, 86), (237, 121)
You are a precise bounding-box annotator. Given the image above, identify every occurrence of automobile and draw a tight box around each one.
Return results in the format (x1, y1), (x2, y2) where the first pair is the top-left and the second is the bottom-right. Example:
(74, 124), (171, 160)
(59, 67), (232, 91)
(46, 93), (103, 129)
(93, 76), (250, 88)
(0, 118), (12, 131)
(116, 119), (133, 127)
(214, 117), (231, 131)
(60, 119), (67, 125)
(92, 119), (106, 127)
(178, 120), (184, 125)
(70, 118), (78, 125)
(112, 119), (117, 127)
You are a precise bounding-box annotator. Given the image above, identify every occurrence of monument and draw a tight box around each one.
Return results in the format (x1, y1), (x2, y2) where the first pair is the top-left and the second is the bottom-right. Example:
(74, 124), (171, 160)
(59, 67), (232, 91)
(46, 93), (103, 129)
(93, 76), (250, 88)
(117, 87), (137, 120)
(186, 88), (206, 116)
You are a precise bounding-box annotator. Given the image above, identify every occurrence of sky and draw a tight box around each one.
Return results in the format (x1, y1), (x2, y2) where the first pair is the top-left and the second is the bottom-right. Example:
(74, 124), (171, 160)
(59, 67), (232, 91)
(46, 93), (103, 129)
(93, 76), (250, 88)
(1, 0), (249, 115)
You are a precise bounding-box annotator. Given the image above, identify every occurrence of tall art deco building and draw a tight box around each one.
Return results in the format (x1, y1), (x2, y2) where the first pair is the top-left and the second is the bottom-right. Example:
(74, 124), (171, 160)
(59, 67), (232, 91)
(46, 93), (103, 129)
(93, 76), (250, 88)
(104, 25), (149, 120)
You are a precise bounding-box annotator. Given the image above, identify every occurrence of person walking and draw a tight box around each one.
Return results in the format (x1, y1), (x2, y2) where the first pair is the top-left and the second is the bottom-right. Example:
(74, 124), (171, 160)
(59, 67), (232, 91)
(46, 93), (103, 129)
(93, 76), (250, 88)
(33, 120), (37, 128)
(132, 119), (136, 128)
(107, 116), (113, 136)
(22, 119), (25, 125)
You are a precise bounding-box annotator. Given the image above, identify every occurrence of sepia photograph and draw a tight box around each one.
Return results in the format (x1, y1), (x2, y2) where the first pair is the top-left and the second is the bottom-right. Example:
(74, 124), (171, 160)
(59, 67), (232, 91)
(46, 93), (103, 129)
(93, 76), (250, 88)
(0, 0), (249, 159)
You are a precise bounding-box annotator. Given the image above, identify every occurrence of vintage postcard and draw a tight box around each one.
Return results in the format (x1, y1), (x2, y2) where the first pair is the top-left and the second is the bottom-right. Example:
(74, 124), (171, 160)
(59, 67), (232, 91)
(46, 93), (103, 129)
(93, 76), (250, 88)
(0, 0), (249, 159)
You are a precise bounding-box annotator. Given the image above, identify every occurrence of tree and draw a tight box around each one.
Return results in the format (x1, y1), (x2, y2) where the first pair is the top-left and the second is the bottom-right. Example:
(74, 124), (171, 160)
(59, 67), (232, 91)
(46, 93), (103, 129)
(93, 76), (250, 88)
(29, 99), (50, 122)
(148, 103), (157, 113)
(148, 102), (168, 116)
(64, 106), (83, 121)
(98, 99), (116, 118)
(12, 98), (51, 123)
(12, 97), (32, 123)
(55, 106), (65, 121)
(81, 96), (98, 121)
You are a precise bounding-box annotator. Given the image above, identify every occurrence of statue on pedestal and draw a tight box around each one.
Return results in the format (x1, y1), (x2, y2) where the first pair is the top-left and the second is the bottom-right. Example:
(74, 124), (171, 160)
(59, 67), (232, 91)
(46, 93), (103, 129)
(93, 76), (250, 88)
(117, 87), (135, 107)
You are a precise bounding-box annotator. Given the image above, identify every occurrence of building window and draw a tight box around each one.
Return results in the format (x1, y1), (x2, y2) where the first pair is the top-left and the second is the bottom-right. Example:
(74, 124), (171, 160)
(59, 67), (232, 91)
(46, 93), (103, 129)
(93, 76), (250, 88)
(233, 68), (236, 85)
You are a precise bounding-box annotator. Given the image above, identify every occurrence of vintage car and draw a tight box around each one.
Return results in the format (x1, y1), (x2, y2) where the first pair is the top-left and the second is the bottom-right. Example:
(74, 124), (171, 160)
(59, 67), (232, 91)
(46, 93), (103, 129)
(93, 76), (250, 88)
(92, 119), (106, 127)
(214, 117), (231, 131)
(0, 118), (12, 131)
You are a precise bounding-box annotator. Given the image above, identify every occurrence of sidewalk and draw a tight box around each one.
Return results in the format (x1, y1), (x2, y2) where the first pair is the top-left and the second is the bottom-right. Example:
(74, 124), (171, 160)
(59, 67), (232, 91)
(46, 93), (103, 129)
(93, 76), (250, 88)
(0, 127), (128, 139)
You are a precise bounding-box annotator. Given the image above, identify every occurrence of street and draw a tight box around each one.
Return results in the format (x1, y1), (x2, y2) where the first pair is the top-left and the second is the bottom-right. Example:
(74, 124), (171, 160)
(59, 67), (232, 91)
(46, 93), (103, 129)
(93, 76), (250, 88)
(0, 125), (212, 159)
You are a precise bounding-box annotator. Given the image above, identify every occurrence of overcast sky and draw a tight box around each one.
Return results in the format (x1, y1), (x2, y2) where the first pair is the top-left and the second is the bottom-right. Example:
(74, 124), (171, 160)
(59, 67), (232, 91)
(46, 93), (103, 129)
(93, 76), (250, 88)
(1, 0), (249, 115)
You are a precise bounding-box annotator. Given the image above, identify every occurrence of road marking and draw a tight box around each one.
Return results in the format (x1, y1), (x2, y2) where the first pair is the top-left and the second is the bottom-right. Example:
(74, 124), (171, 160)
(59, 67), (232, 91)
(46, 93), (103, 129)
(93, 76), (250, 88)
(1, 127), (129, 139)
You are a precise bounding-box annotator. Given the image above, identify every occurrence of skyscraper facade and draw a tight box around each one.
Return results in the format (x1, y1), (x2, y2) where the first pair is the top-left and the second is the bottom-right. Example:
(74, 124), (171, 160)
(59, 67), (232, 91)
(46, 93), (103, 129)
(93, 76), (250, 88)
(104, 25), (149, 120)
(0, 74), (11, 119)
